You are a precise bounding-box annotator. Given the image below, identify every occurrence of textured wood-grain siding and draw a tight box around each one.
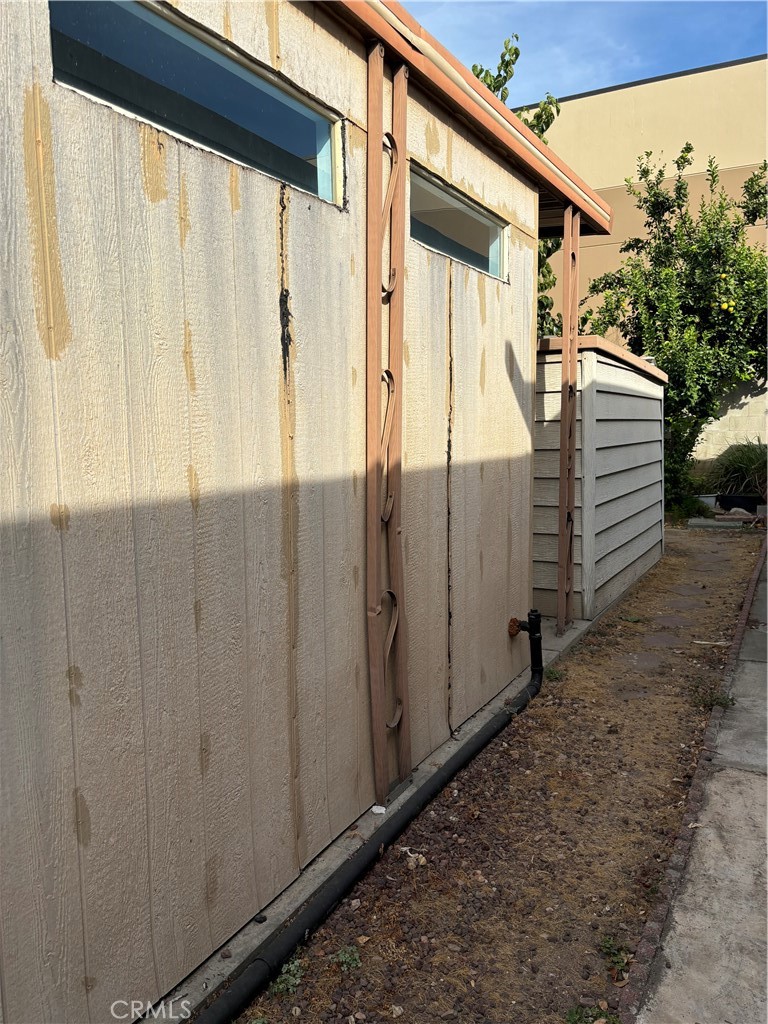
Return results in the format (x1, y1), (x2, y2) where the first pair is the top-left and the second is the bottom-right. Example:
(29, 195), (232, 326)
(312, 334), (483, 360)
(1, 1), (539, 1017)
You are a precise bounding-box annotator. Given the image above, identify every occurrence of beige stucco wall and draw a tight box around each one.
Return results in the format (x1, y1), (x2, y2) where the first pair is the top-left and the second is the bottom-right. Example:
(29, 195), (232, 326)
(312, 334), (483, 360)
(0, 1), (539, 1019)
(545, 57), (767, 457)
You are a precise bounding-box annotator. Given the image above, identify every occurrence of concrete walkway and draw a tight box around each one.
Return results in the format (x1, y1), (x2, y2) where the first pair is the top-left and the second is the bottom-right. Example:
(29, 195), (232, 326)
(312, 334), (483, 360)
(639, 553), (767, 1024)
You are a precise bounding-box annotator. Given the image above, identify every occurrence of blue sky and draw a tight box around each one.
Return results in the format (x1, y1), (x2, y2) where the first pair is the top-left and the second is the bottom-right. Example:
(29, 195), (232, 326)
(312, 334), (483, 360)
(403, 2), (767, 108)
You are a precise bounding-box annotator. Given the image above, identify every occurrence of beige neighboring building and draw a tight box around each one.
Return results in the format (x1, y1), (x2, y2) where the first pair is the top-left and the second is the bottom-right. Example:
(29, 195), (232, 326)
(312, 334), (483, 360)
(543, 55), (767, 461)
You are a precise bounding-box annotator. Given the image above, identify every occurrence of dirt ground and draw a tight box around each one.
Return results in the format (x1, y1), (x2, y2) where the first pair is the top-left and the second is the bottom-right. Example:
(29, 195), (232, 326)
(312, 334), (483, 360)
(239, 527), (762, 1024)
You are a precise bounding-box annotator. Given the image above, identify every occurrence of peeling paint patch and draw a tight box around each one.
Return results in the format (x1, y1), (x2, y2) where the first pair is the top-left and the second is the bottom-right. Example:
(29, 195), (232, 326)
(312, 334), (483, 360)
(50, 503), (70, 532)
(229, 164), (241, 213)
(193, 599), (202, 632)
(278, 186), (293, 379)
(67, 665), (83, 707)
(23, 82), (73, 360)
(266, 0), (281, 69)
(479, 347), (486, 395)
(187, 465), (200, 516)
(178, 174), (190, 248)
(139, 123), (168, 203)
(182, 319), (196, 391)
(73, 788), (91, 846)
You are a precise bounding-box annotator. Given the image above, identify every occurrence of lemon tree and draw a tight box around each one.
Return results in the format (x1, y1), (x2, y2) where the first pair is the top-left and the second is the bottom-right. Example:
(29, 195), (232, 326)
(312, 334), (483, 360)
(582, 145), (767, 508)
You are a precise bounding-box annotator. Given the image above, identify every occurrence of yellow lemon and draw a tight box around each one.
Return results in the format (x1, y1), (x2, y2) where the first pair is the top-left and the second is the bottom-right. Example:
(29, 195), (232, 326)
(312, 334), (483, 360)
(720, 273), (727, 280)
(721, 302), (729, 310)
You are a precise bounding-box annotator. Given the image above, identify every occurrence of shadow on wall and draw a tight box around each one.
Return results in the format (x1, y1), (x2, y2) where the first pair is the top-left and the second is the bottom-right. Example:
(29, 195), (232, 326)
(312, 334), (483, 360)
(0, 454), (533, 1024)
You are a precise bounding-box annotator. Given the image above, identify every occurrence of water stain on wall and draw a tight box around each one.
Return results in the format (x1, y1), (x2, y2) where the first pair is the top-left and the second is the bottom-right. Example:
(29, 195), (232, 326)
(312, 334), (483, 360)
(229, 165), (241, 213)
(23, 83), (72, 360)
(182, 320), (196, 392)
(50, 503), (70, 532)
(139, 123), (168, 204)
(223, 1), (232, 40)
(187, 465), (200, 516)
(479, 347), (487, 395)
(178, 174), (190, 248)
(266, 1), (281, 69)
(73, 788), (91, 847)
(67, 665), (83, 707)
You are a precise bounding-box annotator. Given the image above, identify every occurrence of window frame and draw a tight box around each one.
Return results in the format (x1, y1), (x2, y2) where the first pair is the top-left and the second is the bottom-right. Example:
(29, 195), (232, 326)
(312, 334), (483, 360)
(48, 0), (343, 205)
(409, 164), (507, 279)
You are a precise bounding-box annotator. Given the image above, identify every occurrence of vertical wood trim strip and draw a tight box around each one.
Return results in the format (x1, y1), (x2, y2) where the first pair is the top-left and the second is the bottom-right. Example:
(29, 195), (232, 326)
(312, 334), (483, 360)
(556, 206), (573, 634)
(365, 43), (388, 804)
(580, 350), (597, 618)
(566, 210), (580, 626)
(386, 64), (412, 779)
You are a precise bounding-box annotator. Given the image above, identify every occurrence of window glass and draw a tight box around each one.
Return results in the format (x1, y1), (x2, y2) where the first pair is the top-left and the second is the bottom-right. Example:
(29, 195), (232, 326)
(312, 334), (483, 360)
(49, 0), (335, 201)
(410, 169), (503, 277)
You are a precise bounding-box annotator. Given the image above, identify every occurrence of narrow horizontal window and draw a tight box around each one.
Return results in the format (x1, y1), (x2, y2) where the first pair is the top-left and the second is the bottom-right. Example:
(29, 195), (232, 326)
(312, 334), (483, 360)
(49, 1), (336, 202)
(410, 169), (504, 277)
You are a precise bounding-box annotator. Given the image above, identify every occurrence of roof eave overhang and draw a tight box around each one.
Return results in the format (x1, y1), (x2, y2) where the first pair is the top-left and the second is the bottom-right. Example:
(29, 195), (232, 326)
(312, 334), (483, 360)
(327, 0), (614, 237)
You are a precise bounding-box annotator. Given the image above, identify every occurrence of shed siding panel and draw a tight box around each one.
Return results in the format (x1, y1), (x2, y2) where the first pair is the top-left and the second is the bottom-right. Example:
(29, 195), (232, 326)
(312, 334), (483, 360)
(402, 247), (451, 767)
(38, 80), (157, 1019)
(0, 10), (89, 1021)
(450, 243), (534, 726)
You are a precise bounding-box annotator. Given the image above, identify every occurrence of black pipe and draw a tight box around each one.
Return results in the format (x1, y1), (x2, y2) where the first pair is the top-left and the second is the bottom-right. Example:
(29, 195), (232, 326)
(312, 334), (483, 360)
(193, 610), (545, 1024)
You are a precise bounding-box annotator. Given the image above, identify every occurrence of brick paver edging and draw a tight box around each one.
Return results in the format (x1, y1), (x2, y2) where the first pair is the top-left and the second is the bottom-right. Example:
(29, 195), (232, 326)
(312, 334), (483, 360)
(616, 533), (768, 1023)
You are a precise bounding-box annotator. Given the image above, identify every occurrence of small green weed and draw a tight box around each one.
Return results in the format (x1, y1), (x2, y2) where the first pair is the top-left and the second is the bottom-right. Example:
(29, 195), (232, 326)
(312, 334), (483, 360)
(330, 945), (361, 972)
(688, 678), (736, 711)
(598, 934), (633, 984)
(545, 666), (565, 682)
(268, 954), (303, 996)
(565, 1007), (620, 1024)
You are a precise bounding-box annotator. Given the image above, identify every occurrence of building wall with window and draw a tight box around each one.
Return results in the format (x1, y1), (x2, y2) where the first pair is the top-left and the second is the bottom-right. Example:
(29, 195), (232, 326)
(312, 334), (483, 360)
(0, 2), (541, 1019)
(544, 56), (767, 461)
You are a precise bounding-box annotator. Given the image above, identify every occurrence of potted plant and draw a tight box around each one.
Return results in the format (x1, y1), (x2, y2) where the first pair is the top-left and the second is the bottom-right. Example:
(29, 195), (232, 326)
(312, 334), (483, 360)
(704, 439), (767, 515)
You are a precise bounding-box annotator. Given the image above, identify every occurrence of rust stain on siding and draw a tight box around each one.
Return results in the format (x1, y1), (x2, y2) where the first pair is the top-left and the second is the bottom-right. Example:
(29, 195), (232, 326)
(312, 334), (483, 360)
(229, 164), (241, 213)
(73, 788), (91, 846)
(193, 599), (202, 632)
(479, 347), (486, 396)
(178, 174), (190, 248)
(83, 977), (96, 993)
(139, 123), (168, 203)
(50, 503), (70, 532)
(67, 665), (83, 707)
(351, 366), (357, 388)
(266, 1), (281, 69)
(23, 82), (73, 360)
(187, 465), (200, 516)
(350, 254), (356, 277)
(182, 319), (196, 391)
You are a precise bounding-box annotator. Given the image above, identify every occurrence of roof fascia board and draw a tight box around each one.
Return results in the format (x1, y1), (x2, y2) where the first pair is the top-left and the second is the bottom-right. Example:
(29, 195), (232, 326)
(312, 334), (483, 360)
(331, 0), (613, 236)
